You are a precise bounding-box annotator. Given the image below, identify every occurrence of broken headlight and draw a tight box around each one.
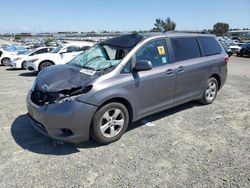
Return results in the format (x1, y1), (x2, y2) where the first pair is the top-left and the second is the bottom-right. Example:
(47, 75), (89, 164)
(56, 85), (93, 103)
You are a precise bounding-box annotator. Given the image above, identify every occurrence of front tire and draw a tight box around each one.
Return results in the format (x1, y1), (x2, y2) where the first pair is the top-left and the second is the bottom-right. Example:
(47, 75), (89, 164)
(199, 77), (218, 105)
(91, 102), (129, 144)
(39, 61), (53, 72)
(21, 61), (27, 70)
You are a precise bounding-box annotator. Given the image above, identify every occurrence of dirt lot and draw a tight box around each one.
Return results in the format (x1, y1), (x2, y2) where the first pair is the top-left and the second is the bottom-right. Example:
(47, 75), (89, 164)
(0, 56), (249, 187)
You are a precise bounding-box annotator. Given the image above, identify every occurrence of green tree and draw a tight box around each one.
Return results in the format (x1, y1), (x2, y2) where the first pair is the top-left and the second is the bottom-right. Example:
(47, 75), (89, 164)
(152, 17), (176, 32)
(213, 22), (229, 36)
(44, 37), (54, 46)
(163, 17), (176, 31)
(14, 35), (21, 40)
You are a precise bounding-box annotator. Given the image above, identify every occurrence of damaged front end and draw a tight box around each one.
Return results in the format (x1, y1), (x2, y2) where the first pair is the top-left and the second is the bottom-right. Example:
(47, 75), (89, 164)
(29, 64), (98, 106)
(30, 84), (93, 106)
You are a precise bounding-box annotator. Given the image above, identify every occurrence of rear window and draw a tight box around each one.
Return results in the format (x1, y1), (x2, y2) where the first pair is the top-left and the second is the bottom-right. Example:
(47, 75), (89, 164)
(199, 37), (221, 56)
(171, 38), (201, 62)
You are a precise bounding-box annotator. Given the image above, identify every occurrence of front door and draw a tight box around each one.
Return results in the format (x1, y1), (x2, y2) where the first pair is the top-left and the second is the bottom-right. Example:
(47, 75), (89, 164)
(132, 39), (175, 118)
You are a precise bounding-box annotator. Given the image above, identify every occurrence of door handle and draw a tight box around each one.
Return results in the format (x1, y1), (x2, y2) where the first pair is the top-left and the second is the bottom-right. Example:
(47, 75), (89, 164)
(176, 66), (184, 72)
(166, 69), (174, 75)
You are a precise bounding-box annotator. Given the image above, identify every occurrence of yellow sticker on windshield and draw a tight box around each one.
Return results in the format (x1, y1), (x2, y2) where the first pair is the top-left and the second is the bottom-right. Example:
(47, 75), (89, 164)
(157, 46), (165, 55)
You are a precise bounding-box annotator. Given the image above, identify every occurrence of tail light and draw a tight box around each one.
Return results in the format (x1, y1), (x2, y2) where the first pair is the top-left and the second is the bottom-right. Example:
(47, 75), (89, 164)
(224, 55), (229, 63)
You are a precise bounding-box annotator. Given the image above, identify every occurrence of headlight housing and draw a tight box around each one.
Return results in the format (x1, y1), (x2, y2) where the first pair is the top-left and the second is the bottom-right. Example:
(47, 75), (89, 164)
(56, 85), (93, 103)
(14, 57), (22, 61)
(28, 58), (38, 63)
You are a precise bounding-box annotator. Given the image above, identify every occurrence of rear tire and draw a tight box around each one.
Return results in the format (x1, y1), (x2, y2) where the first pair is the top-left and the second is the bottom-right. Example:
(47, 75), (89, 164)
(1, 58), (10, 66)
(39, 61), (53, 72)
(199, 77), (218, 105)
(91, 102), (129, 144)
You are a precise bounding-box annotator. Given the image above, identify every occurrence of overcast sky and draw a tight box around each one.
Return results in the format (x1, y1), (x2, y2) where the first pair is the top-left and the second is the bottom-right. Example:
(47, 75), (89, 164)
(1, 0), (250, 33)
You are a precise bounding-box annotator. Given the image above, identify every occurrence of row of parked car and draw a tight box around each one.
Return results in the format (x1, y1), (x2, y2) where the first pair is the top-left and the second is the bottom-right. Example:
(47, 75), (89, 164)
(217, 36), (250, 57)
(0, 42), (93, 72)
(1, 37), (249, 75)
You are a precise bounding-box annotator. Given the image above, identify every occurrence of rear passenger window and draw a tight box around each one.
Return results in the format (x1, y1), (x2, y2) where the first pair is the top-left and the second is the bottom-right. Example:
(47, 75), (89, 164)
(171, 38), (201, 62)
(199, 37), (221, 56)
(135, 39), (169, 67)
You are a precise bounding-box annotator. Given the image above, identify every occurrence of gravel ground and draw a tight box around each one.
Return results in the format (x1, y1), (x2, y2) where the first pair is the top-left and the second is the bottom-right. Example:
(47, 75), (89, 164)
(0, 56), (249, 188)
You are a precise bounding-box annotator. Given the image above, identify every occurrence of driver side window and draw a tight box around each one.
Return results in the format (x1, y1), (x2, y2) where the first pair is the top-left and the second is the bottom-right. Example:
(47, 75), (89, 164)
(135, 39), (169, 67)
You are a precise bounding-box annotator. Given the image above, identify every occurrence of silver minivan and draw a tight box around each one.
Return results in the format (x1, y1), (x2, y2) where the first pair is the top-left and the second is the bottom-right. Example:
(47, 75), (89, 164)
(27, 33), (228, 144)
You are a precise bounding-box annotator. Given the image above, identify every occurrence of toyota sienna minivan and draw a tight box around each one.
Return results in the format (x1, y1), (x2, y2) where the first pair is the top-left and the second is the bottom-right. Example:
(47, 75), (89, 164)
(27, 33), (228, 144)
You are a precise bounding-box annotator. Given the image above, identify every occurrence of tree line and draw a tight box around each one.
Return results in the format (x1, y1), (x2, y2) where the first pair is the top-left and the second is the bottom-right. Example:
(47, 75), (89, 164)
(151, 17), (232, 36)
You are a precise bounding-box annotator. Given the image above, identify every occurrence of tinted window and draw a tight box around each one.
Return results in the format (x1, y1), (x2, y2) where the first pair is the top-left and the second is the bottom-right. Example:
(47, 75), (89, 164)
(199, 37), (221, 56)
(171, 38), (201, 62)
(135, 39), (169, 67)
(66, 46), (79, 53)
(79, 46), (89, 51)
(36, 48), (49, 54)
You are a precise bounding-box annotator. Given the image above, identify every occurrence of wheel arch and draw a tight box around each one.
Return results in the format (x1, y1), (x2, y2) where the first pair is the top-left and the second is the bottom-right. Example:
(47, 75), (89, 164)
(97, 97), (134, 123)
(210, 73), (221, 90)
(38, 60), (55, 70)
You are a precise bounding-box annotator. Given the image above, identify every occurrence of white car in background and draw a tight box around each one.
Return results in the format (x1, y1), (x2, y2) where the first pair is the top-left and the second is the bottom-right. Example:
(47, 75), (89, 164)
(228, 43), (241, 54)
(10, 47), (54, 69)
(27, 42), (93, 72)
(0, 45), (28, 66)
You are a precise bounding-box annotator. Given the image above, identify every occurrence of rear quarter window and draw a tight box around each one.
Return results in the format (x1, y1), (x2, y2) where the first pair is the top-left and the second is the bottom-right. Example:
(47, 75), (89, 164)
(199, 37), (222, 56)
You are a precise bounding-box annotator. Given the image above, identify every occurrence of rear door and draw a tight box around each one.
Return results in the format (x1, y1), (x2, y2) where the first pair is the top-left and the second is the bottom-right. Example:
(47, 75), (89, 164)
(170, 37), (206, 104)
(132, 38), (176, 118)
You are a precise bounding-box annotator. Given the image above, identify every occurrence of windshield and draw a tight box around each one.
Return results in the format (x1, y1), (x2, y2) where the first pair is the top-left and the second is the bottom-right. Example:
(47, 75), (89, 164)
(51, 45), (63, 53)
(69, 43), (129, 71)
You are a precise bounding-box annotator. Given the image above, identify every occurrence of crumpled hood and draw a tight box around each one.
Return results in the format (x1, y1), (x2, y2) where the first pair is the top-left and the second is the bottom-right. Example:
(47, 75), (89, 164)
(36, 64), (97, 92)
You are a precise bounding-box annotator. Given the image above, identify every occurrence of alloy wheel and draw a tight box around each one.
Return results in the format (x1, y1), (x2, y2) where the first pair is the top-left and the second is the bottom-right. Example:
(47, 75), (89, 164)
(99, 108), (125, 138)
(205, 80), (217, 101)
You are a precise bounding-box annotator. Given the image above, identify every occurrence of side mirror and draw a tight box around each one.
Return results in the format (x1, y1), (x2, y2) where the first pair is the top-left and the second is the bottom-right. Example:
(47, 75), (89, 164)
(59, 48), (67, 54)
(134, 60), (152, 72)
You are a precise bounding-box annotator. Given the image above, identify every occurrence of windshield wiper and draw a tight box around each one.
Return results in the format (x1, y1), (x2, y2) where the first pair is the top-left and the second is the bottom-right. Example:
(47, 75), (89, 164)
(81, 65), (95, 71)
(97, 65), (116, 74)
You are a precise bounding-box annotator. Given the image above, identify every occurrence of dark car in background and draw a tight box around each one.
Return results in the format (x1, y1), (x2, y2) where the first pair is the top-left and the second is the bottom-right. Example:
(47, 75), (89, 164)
(27, 33), (228, 144)
(237, 43), (250, 57)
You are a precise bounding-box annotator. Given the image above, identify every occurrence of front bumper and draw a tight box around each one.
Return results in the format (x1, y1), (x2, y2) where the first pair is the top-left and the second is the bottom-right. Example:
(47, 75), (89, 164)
(26, 92), (98, 143)
(10, 60), (22, 68)
(10, 60), (16, 68)
(27, 62), (37, 71)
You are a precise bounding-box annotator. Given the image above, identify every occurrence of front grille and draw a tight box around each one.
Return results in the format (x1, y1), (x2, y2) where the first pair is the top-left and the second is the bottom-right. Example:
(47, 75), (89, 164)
(31, 89), (59, 106)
